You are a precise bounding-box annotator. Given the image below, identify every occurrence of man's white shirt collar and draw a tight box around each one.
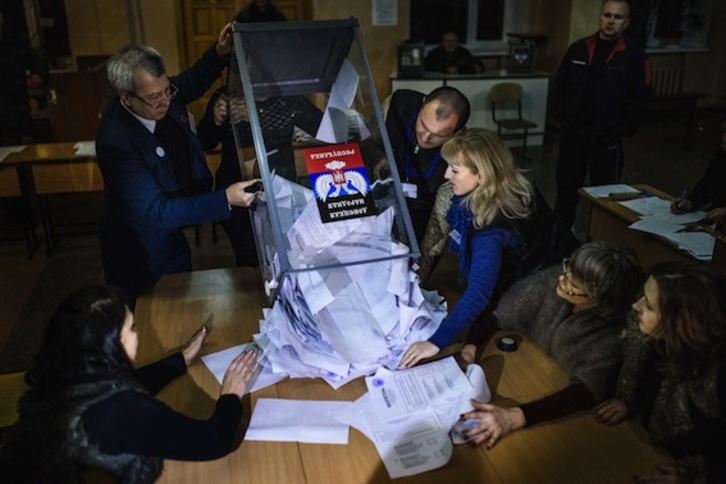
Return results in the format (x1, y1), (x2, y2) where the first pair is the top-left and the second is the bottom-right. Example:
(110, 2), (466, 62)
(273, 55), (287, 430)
(122, 101), (156, 133)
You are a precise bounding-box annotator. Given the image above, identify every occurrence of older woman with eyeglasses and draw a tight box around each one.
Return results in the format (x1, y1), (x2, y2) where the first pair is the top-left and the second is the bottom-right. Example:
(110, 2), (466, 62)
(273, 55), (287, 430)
(454, 241), (642, 448)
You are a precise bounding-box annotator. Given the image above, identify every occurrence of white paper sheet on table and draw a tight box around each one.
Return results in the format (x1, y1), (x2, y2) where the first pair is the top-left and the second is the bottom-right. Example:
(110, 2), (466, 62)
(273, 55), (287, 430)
(245, 398), (352, 444)
(580, 184), (639, 198)
(339, 392), (452, 478)
(0, 145), (25, 162)
(74, 141), (96, 157)
(433, 363), (492, 429)
(629, 212), (716, 260)
(200, 343), (287, 393)
(620, 196), (707, 223)
(336, 358), (490, 478)
(665, 231), (716, 259)
(364, 356), (472, 421)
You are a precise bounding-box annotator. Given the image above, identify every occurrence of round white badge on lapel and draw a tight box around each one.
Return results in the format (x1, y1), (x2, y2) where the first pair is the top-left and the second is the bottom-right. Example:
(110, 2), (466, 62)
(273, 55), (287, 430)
(156, 146), (165, 157)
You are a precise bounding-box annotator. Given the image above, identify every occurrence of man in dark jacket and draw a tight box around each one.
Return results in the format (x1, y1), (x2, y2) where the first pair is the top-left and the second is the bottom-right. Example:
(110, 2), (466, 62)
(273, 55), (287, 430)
(377, 87), (470, 243)
(552, 0), (651, 227)
(425, 31), (483, 75)
(95, 25), (259, 306)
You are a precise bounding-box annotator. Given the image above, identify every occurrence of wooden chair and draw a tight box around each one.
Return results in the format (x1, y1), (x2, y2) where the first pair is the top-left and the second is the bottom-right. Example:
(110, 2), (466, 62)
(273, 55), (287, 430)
(488, 82), (538, 161)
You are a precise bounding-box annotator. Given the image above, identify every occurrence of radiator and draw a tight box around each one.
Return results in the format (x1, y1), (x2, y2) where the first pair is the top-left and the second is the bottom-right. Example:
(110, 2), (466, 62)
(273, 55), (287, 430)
(651, 66), (684, 98)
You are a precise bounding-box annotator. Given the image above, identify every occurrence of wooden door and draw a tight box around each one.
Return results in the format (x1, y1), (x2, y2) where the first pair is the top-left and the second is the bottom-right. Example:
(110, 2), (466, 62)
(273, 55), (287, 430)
(46, 71), (103, 142)
(180, 0), (310, 122)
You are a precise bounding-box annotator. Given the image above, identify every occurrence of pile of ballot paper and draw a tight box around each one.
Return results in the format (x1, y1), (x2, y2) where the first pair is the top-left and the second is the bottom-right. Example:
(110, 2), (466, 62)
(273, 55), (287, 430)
(242, 357), (491, 479)
(252, 177), (448, 388)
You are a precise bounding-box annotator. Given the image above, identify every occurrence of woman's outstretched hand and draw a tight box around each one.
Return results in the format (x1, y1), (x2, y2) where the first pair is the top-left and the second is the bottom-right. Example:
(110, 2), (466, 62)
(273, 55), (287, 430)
(460, 401), (525, 448)
(182, 325), (210, 366)
(592, 398), (628, 426)
(398, 342), (440, 368)
(221, 350), (259, 399)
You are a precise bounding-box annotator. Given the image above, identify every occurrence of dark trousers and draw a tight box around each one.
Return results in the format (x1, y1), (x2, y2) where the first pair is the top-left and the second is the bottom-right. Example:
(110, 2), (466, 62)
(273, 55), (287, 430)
(219, 206), (258, 267)
(554, 130), (624, 226)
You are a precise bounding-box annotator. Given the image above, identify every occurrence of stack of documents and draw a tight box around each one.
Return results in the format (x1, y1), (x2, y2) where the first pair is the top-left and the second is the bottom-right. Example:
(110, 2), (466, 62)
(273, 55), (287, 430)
(242, 357), (491, 478)
(620, 196), (715, 260)
(580, 183), (641, 198)
(342, 357), (490, 478)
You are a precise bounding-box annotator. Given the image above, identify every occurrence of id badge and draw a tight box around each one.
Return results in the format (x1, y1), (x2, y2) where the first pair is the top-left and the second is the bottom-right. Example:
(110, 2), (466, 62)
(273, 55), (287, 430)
(449, 229), (462, 245)
(402, 182), (418, 199)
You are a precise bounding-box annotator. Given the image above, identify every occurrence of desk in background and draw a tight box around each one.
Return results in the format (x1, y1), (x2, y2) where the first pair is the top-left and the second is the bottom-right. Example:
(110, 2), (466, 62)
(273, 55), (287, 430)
(0, 155), (36, 256)
(390, 70), (550, 146)
(579, 184), (726, 274)
(0, 142), (101, 255)
(135, 267), (671, 483)
(0, 143), (225, 256)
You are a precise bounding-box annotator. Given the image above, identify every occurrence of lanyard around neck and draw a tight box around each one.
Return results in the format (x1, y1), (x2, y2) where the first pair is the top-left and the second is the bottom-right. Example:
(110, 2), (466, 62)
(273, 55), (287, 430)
(405, 113), (441, 178)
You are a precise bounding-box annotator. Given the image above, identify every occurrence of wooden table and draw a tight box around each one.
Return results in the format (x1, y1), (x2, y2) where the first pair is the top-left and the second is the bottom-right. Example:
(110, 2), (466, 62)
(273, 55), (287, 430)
(1, 142), (226, 256)
(135, 267), (672, 483)
(579, 184), (726, 274)
(0, 142), (101, 255)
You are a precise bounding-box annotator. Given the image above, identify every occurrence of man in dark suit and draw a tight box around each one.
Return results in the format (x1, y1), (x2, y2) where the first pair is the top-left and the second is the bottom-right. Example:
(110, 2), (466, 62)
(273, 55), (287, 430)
(96, 24), (259, 306)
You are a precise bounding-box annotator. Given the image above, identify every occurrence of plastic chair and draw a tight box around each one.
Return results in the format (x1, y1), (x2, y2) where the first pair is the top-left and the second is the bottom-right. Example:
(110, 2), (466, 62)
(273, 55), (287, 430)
(488, 82), (538, 161)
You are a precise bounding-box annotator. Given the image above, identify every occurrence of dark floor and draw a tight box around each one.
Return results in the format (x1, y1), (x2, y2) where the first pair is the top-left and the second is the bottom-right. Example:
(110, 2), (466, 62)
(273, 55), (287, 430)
(525, 108), (724, 241)
(1, 107), (724, 371)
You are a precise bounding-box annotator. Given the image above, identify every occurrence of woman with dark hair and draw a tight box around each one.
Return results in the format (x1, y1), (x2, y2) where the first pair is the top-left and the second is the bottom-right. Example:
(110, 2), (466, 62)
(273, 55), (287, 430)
(0, 285), (257, 483)
(454, 241), (642, 448)
(594, 261), (726, 483)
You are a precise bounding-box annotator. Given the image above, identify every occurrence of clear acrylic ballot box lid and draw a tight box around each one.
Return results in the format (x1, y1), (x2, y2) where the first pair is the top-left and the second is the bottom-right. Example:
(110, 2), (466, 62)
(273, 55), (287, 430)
(228, 18), (419, 305)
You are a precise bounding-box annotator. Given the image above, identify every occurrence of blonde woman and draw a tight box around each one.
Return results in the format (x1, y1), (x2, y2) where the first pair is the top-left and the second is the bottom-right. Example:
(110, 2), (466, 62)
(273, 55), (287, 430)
(400, 128), (576, 367)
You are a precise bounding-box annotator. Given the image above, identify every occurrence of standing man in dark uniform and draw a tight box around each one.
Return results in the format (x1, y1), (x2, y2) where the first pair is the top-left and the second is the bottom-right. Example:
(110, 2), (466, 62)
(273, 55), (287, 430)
(552, 0), (650, 227)
(96, 24), (260, 306)
(378, 86), (470, 242)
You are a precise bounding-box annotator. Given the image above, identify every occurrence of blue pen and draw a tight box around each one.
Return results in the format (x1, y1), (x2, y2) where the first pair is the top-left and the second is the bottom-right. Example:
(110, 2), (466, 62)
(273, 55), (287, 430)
(675, 188), (689, 212)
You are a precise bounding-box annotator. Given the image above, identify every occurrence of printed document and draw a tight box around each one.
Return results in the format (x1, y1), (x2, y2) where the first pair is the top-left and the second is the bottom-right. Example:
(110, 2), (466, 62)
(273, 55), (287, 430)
(245, 398), (352, 444)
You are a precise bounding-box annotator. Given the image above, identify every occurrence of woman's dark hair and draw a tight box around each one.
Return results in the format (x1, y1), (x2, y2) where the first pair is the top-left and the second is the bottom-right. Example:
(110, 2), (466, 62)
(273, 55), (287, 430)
(26, 285), (134, 393)
(648, 260), (726, 376)
(569, 240), (642, 315)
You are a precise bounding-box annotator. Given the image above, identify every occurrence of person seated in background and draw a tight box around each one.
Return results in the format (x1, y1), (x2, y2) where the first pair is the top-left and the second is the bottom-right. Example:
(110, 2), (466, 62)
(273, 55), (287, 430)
(594, 261), (726, 483)
(95, 25), (260, 307)
(372, 86), (470, 243)
(398, 128), (578, 368)
(202, 91), (322, 183)
(455, 241), (642, 448)
(0, 285), (258, 483)
(670, 125), (726, 230)
(425, 31), (483, 75)
(198, 85), (322, 263)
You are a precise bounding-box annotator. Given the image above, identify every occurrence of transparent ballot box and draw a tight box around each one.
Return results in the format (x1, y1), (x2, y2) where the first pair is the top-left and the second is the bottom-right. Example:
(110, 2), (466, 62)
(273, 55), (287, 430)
(228, 18), (419, 306)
